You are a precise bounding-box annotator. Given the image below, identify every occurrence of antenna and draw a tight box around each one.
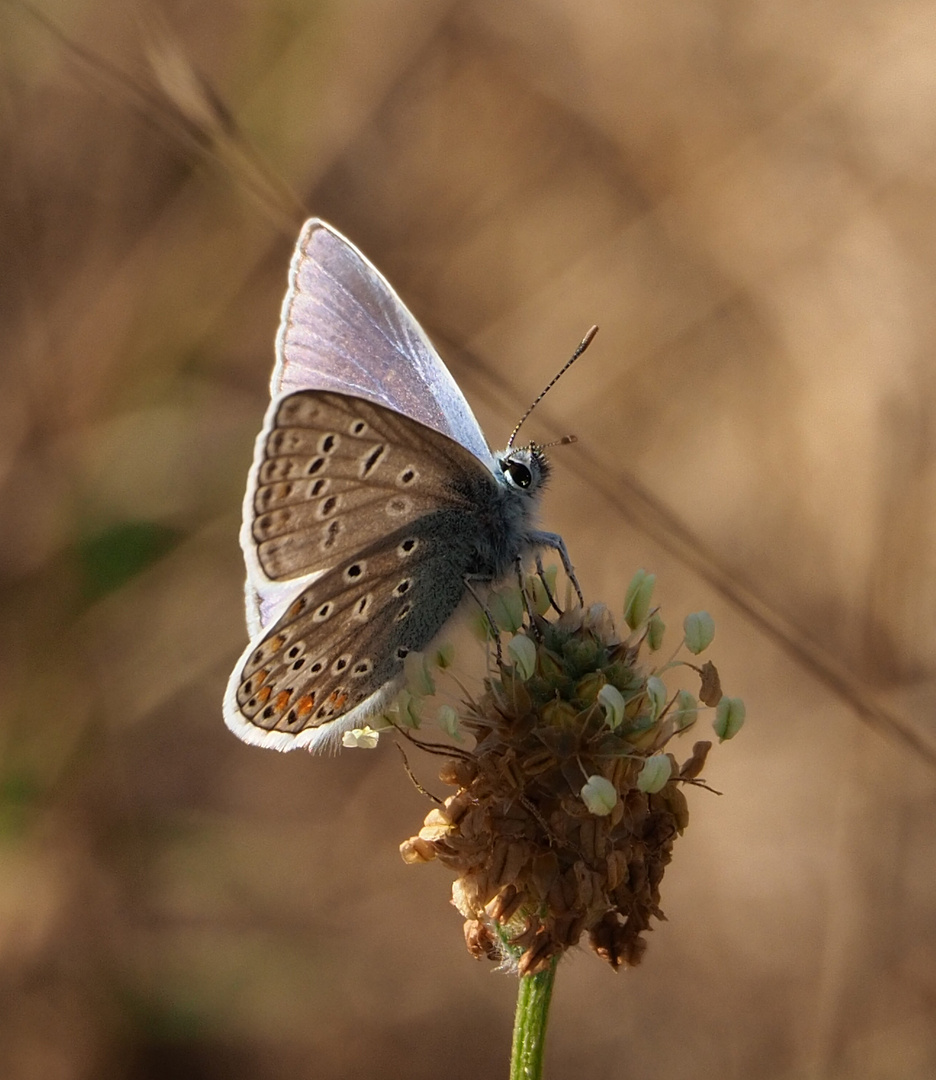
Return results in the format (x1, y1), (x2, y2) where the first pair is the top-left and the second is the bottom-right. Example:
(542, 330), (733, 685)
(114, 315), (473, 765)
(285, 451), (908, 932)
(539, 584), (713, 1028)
(507, 325), (598, 449)
(537, 434), (578, 450)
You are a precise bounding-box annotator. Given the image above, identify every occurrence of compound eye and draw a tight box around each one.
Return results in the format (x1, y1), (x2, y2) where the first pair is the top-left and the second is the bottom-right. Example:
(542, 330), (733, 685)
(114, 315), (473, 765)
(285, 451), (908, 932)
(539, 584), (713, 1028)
(506, 460), (533, 489)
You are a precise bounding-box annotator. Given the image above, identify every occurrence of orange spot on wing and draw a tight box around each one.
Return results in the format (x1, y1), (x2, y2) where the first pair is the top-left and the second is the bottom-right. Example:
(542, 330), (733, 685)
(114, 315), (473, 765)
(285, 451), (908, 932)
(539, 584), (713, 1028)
(256, 686), (272, 705)
(273, 690), (292, 713)
(327, 690), (349, 711)
(288, 597), (307, 618)
(296, 694), (316, 717)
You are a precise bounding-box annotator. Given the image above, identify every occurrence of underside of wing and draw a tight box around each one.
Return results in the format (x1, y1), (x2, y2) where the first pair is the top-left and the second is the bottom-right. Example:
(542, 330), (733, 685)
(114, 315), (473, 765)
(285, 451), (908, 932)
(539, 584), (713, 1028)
(241, 390), (499, 630)
(272, 219), (494, 469)
(224, 511), (477, 752)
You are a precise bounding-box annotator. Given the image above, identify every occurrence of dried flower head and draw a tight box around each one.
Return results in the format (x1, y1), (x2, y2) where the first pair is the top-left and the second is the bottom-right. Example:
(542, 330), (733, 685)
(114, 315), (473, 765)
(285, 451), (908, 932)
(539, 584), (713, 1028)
(398, 570), (744, 976)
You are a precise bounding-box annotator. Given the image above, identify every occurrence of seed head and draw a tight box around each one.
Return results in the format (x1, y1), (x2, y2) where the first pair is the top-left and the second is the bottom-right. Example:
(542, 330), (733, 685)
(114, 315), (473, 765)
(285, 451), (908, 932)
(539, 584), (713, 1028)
(399, 573), (744, 975)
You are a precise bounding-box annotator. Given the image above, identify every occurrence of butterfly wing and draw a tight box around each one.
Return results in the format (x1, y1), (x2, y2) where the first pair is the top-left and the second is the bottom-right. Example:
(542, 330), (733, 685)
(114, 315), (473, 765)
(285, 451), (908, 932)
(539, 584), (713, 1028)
(272, 219), (493, 468)
(224, 507), (486, 752)
(227, 219), (531, 752)
(241, 390), (498, 632)
(243, 219), (497, 633)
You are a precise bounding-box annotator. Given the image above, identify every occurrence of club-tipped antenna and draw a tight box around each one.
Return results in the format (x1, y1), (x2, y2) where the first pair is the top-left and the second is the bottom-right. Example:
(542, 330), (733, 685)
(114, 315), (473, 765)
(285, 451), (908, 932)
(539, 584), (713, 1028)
(507, 325), (598, 448)
(537, 434), (578, 450)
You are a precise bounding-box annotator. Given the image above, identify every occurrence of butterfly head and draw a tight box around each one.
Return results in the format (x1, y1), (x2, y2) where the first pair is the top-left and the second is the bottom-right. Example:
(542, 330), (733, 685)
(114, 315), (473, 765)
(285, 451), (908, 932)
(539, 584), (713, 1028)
(495, 443), (550, 497)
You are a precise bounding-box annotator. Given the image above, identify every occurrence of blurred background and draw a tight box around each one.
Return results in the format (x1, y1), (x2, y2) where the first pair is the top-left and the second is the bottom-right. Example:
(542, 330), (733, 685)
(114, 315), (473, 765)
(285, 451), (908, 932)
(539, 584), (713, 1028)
(2, 1), (936, 1077)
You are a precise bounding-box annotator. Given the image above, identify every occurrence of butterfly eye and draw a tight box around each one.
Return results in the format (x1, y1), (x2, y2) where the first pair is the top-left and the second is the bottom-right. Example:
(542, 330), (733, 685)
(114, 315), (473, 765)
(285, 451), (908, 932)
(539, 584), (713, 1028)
(504, 459), (533, 489)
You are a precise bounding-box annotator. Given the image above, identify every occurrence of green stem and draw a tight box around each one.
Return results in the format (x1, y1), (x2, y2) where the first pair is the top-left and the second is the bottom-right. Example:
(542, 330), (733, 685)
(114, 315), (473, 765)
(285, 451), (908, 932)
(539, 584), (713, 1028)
(510, 956), (559, 1080)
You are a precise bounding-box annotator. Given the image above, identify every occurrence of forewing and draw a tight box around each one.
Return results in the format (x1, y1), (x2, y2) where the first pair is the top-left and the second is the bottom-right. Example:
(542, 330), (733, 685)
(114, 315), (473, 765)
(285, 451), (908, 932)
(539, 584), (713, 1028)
(224, 511), (476, 752)
(273, 219), (494, 468)
(242, 390), (496, 631)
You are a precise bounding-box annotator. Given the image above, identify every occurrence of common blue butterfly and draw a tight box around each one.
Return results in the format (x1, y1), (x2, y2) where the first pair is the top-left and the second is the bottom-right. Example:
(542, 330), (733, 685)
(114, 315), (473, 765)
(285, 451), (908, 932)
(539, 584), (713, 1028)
(223, 220), (583, 751)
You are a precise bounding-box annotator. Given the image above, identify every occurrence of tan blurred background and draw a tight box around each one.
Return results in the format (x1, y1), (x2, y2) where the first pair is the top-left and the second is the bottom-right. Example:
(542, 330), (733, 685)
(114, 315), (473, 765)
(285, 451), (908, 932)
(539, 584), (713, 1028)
(2, 1), (936, 1077)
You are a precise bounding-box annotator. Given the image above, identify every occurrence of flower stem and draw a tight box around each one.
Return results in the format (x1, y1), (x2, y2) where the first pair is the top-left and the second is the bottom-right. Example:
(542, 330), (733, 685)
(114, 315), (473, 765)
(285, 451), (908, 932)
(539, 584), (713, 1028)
(510, 956), (559, 1080)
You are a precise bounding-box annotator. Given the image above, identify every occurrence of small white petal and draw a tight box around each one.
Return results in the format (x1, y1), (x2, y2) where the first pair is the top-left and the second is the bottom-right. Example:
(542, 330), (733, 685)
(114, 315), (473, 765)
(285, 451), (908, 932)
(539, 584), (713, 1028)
(342, 726), (380, 749)
(598, 683), (626, 730)
(581, 774), (618, 816)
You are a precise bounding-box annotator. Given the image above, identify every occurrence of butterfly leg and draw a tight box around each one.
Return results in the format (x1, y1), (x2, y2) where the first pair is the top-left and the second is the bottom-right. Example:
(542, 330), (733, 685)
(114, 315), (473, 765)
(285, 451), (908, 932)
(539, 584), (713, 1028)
(528, 531), (583, 606)
(532, 552), (563, 616)
(514, 555), (548, 625)
(463, 577), (503, 663)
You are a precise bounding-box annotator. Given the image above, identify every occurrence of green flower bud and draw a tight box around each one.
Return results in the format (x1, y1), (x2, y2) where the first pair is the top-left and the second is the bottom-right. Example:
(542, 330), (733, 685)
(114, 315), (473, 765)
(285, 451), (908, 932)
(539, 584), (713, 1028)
(535, 647), (565, 683)
(540, 698), (579, 729)
(404, 650), (435, 696)
(508, 634), (537, 680)
(684, 611), (715, 654)
(647, 612), (666, 651)
(394, 689), (422, 729)
(490, 587), (524, 633)
(637, 753), (673, 793)
(674, 690), (699, 730)
(437, 705), (462, 740)
(624, 569), (656, 629)
(713, 696), (746, 741)
(469, 607), (493, 641)
(562, 636), (600, 671)
(528, 566), (558, 615)
(646, 675), (667, 721)
(575, 670), (607, 704)
(432, 642), (455, 670)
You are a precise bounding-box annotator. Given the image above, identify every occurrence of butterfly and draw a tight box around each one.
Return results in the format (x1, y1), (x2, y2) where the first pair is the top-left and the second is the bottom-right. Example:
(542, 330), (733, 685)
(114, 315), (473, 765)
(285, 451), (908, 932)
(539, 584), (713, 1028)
(223, 219), (586, 752)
